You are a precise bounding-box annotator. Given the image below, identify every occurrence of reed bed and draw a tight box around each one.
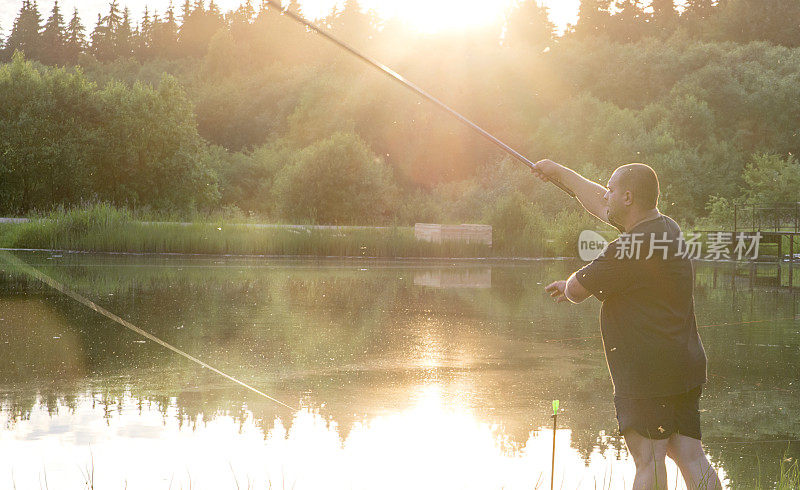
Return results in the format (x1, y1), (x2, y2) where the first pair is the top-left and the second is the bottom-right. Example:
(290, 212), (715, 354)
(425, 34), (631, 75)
(0, 204), (504, 258)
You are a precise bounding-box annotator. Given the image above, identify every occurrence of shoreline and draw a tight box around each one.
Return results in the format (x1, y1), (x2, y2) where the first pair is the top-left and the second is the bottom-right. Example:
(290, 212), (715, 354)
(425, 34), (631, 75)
(0, 206), (563, 258)
(1, 246), (577, 262)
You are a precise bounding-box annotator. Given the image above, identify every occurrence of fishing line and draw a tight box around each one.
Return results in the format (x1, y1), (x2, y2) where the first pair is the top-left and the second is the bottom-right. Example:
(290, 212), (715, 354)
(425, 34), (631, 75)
(0, 250), (298, 411)
(264, 0), (575, 198)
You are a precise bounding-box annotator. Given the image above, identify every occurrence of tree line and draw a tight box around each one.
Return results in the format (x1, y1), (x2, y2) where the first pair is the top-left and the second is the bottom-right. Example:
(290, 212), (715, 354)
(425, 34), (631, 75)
(5, 0), (800, 65)
(1, 0), (799, 241)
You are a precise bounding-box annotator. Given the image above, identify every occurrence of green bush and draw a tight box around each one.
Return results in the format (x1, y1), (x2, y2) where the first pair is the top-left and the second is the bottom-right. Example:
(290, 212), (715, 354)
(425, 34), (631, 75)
(273, 132), (398, 225)
(743, 153), (800, 204)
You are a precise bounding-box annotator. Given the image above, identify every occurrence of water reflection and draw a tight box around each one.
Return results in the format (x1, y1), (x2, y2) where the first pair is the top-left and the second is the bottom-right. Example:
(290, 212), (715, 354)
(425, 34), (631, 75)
(414, 268), (492, 288)
(0, 253), (798, 488)
(2, 389), (693, 490)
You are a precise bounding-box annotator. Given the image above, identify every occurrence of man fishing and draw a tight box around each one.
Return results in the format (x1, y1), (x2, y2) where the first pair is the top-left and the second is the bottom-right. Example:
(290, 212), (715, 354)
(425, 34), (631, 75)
(532, 160), (722, 490)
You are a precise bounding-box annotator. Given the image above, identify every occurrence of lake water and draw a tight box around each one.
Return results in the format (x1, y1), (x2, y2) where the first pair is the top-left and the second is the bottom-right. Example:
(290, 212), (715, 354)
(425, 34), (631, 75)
(1, 251), (798, 489)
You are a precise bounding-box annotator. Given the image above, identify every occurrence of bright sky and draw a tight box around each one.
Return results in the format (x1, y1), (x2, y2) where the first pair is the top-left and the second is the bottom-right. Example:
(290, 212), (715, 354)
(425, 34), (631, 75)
(0, 0), (581, 37)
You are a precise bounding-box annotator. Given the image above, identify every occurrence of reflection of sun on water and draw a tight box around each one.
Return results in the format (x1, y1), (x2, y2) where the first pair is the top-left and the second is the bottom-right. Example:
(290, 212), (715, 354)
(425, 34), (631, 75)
(0, 391), (719, 489)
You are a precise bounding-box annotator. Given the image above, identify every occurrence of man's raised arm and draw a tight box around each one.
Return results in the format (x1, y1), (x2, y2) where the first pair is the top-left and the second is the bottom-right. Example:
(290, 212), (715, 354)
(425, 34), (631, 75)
(532, 159), (611, 226)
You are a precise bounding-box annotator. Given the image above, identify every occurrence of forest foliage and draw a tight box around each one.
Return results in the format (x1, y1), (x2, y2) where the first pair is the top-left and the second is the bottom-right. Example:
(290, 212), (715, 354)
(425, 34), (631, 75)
(1, 0), (799, 235)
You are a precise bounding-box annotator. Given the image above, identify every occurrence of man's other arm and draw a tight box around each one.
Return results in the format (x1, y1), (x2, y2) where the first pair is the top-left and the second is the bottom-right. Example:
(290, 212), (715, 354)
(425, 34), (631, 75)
(544, 272), (593, 304)
(532, 159), (611, 226)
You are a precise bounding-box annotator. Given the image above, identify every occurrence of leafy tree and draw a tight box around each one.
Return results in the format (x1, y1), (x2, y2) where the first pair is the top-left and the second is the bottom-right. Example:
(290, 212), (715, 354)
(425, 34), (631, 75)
(0, 52), (98, 212)
(0, 53), (218, 213)
(273, 133), (397, 224)
(90, 74), (219, 209)
(212, 140), (290, 215)
(742, 153), (800, 204)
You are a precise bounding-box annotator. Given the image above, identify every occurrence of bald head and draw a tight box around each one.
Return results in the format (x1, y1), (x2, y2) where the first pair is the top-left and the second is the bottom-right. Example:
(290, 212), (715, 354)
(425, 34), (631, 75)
(611, 163), (659, 210)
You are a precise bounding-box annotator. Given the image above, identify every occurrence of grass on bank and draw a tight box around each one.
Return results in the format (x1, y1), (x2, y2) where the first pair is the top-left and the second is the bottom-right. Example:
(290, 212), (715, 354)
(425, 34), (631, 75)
(1, 204), (794, 260)
(0, 203), (567, 258)
(9, 454), (800, 489)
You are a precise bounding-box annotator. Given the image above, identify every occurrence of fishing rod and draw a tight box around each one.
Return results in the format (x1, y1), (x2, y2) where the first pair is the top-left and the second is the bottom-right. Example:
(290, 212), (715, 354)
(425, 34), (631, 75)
(265, 0), (576, 199)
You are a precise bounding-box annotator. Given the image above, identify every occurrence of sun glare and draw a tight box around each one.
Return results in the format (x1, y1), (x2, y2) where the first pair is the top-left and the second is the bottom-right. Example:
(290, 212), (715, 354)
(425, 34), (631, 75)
(299, 0), (579, 34)
(379, 0), (510, 33)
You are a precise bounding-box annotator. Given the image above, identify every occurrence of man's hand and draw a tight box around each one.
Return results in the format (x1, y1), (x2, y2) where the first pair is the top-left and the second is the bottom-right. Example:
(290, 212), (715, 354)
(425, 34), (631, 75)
(545, 280), (570, 303)
(533, 159), (612, 228)
(531, 159), (562, 183)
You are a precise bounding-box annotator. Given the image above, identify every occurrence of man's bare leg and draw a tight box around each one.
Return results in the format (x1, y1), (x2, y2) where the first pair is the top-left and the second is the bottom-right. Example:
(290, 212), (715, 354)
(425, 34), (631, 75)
(666, 433), (723, 489)
(623, 429), (669, 489)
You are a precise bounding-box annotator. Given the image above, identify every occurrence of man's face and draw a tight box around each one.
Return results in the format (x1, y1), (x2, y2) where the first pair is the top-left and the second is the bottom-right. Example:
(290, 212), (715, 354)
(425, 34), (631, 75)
(604, 171), (629, 224)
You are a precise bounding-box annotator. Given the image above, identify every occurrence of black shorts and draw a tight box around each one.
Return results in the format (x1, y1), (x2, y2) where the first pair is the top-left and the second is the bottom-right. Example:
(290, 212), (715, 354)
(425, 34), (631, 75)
(614, 385), (703, 440)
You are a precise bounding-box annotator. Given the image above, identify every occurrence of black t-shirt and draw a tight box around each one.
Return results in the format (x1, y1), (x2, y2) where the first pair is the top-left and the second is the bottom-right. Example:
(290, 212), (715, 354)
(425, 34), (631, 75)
(574, 214), (707, 399)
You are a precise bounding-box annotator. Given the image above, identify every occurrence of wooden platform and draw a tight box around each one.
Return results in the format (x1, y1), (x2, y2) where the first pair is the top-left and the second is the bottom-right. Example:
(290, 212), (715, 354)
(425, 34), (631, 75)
(693, 230), (799, 262)
(414, 223), (492, 246)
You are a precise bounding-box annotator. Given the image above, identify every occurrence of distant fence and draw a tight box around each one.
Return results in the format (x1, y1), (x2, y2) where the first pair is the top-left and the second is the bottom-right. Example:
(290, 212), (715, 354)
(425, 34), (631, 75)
(414, 223), (492, 246)
(734, 202), (800, 232)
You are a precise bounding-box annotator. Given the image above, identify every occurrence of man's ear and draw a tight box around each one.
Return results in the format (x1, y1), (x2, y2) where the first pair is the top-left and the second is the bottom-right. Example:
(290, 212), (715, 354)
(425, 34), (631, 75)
(623, 190), (633, 206)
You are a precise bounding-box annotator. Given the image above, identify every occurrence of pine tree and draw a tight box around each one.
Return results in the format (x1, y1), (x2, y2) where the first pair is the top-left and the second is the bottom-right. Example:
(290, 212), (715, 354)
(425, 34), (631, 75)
(242, 0), (256, 21)
(285, 0), (302, 16)
(116, 7), (133, 58)
(712, 0), (800, 46)
(4, 0), (43, 60)
(104, 0), (123, 50)
(64, 7), (86, 63)
(90, 13), (110, 60)
(650, 0), (678, 35)
(104, 0), (123, 36)
(153, 1), (179, 58)
(684, 0), (716, 21)
(504, 0), (555, 48)
(91, 1), (124, 61)
(41, 0), (66, 64)
(135, 6), (153, 60)
(327, 0), (376, 45)
(208, 0), (222, 18)
(573, 0), (612, 37)
(682, 0), (717, 35)
(258, 0), (270, 16)
(181, 0), (192, 23)
(180, 0), (222, 57)
(609, 0), (646, 42)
